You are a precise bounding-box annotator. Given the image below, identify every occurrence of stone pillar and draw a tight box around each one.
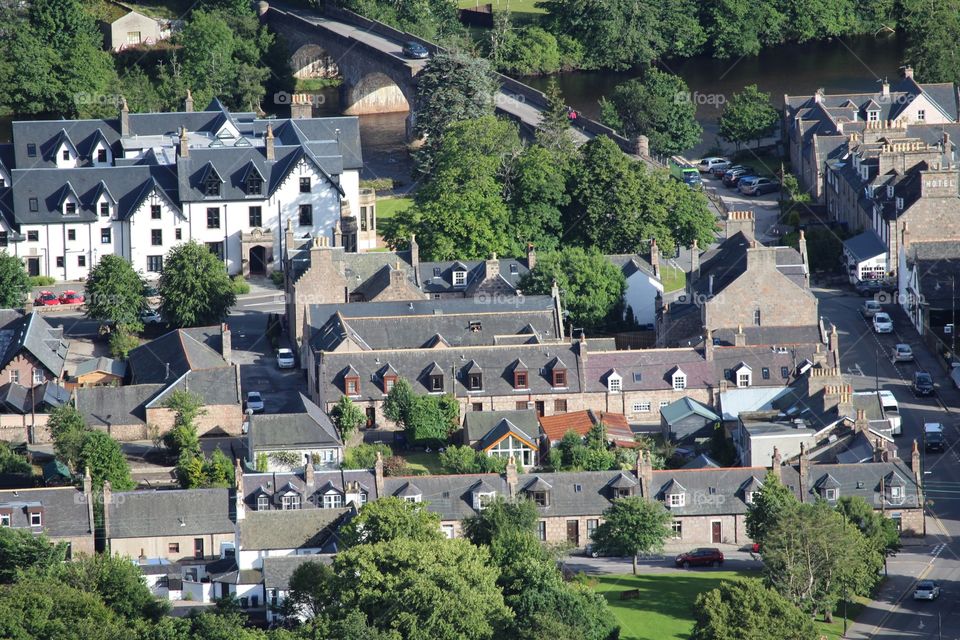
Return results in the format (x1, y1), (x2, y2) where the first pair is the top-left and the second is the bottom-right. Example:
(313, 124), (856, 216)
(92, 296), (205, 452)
(526, 243), (536, 270)
(290, 99), (312, 119)
(649, 238), (660, 279)
(265, 123), (275, 161)
(690, 239), (700, 283)
(120, 97), (129, 136)
(374, 452), (385, 498)
(734, 324), (746, 347)
(771, 447), (782, 479)
(178, 127), (189, 158)
(185, 89), (194, 113)
(505, 456), (518, 497)
(221, 323), (232, 362)
(704, 329), (714, 361)
(634, 135), (649, 158)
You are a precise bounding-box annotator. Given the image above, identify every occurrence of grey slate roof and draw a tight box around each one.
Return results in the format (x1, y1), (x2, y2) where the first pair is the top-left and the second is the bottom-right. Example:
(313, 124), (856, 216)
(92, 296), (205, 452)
(0, 312), (68, 377)
(0, 486), (92, 538)
(127, 326), (227, 384)
(75, 383), (165, 427)
(239, 508), (349, 551)
(463, 409), (540, 444)
(785, 458), (921, 508)
(249, 393), (341, 450)
(383, 474), (509, 521)
(660, 397), (720, 425)
(263, 554), (334, 590)
(843, 230), (887, 262)
(694, 232), (807, 297)
(73, 356), (127, 378)
(107, 488), (234, 538)
(241, 468), (377, 510)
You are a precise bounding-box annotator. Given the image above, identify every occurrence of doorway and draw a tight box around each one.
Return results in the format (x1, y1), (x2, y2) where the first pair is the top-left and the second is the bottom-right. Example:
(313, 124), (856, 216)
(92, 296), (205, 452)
(365, 407), (376, 428)
(249, 245), (267, 275)
(26, 257), (39, 277)
(711, 521), (722, 544)
(566, 520), (579, 545)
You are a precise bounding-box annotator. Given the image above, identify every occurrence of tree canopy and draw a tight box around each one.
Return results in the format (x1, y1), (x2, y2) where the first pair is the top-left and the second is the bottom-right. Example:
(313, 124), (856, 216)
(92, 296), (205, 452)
(0, 253), (29, 309)
(745, 471), (798, 547)
(79, 431), (135, 491)
(382, 378), (459, 445)
(718, 84), (779, 150)
(591, 496), (672, 574)
(692, 578), (817, 640)
(158, 241), (236, 327)
(339, 497), (444, 547)
(84, 255), (146, 328)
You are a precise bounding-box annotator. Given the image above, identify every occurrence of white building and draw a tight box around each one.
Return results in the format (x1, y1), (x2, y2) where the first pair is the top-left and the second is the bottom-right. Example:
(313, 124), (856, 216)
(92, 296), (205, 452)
(0, 97), (371, 282)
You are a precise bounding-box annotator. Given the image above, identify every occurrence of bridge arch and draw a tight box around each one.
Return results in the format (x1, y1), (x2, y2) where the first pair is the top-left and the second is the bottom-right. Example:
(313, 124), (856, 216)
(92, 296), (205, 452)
(291, 43), (339, 79)
(342, 71), (412, 115)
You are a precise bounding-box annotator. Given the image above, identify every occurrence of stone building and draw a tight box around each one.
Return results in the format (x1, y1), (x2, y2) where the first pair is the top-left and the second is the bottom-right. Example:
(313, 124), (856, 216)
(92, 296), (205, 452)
(0, 474), (96, 557)
(0, 310), (68, 392)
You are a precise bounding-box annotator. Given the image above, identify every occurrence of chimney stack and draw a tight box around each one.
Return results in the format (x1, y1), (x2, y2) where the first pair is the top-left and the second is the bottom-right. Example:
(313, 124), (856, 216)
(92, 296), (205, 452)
(374, 451), (385, 498)
(649, 238), (660, 279)
(234, 459), (246, 521)
(505, 456), (518, 497)
(881, 78), (890, 97)
(637, 450), (653, 499)
(734, 324), (746, 347)
(221, 323), (232, 363)
(265, 123), (275, 161)
(185, 89), (194, 113)
(704, 329), (714, 361)
(829, 324), (839, 356)
(120, 97), (129, 136)
(484, 253), (500, 281)
(82, 467), (94, 534)
(690, 239), (700, 283)
(526, 243), (536, 270)
(771, 447), (782, 480)
(855, 408), (868, 433)
(903, 66), (914, 79)
(798, 443), (809, 500)
(304, 458), (315, 491)
(178, 126), (189, 158)
(101, 480), (112, 539)
(410, 234), (420, 275)
(873, 438), (885, 462)
(901, 222), (910, 254)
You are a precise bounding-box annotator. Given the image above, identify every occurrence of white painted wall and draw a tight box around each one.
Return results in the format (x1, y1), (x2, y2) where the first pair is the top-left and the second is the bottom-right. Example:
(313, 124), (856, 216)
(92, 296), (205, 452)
(625, 270), (664, 326)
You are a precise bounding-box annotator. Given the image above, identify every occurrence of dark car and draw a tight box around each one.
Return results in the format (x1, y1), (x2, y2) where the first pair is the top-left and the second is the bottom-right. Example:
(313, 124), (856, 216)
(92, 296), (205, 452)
(913, 371), (935, 396)
(675, 547), (724, 568)
(722, 167), (754, 187)
(855, 279), (896, 297)
(926, 430), (945, 453)
(713, 163), (748, 178)
(401, 41), (429, 59)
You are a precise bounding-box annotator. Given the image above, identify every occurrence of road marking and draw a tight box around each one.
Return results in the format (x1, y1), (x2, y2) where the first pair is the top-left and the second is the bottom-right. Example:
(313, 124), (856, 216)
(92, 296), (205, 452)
(243, 301), (285, 308)
(866, 562), (934, 638)
(931, 543), (946, 557)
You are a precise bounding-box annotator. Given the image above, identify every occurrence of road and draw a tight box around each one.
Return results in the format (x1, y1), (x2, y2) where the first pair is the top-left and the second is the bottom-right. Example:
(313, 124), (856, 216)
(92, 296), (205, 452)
(818, 288), (960, 638)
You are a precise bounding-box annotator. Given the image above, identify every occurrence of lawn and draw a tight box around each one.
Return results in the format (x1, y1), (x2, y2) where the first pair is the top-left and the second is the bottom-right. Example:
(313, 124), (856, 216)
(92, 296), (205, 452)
(377, 196), (413, 221)
(659, 264), (686, 293)
(592, 571), (868, 640)
(402, 451), (445, 475)
(457, 0), (546, 13)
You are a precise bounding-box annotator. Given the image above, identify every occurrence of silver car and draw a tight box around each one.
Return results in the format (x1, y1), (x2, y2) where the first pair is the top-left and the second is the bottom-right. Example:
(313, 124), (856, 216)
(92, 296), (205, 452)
(913, 580), (941, 601)
(862, 300), (882, 318)
(276, 348), (295, 369)
(245, 391), (265, 413)
(892, 343), (913, 362)
(873, 312), (893, 333)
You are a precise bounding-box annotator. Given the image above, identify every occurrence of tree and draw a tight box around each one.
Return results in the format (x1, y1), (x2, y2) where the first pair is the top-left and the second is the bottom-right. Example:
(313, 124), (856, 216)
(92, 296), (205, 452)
(0, 528), (67, 583)
(52, 553), (168, 621)
(0, 442), (31, 475)
(836, 495), (901, 561)
(507, 144), (570, 252)
(692, 578), (817, 640)
(287, 560), (336, 620)
(79, 431), (135, 491)
(158, 241), (236, 327)
(413, 52), (499, 172)
(333, 538), (512, 640)
(591, 496), (672, 574)
(48, 404), (90, 471)
(339, 497), (444, 547)
(520, 247), (625, 328)
(84, 255), (146, 328)
(337, 0), (462, 41)
(383, 377), (416, 430)
(463, 497), (539, 546)
(704, 0), (787, 58)
(404, 393), (459, 445)
(745, 471), (798, 548)
(601, 69), (702, 155)
(534, 78), (577, 161)
(342, 443), (393, 469)
(162, 390), (205, 457)
(902, 0), (960, 84)
(439, 445), (507, 474)
(332, 396), (366, 441)
(0, 577), (128, 640)
(0, 253), (28, 308)
(718, 85), (779, 150)
(491, 24), (562, 76)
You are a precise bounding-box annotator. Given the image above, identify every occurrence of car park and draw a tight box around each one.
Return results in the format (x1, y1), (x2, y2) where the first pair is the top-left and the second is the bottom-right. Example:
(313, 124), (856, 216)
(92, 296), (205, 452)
(872, 312), (893, 333)
(913, 371), (934, 396)
(924, 422), (945, 452)
(245, 391), (265, 413)
(276, 348), (296, 369)
(861, 300), (882, 318)
(402, 41), (429, 59)
(697, 157), (730, 173)
(739, 177), (780, 195)
(58, 290), (84, 304)
(892, 343), (913, 362)
(33, 291), (60, 306)
(714, 163), (748, 178)
(722, 168), (754, 187)
(913, 580), (941, 601)
(675, 548), (724, 568)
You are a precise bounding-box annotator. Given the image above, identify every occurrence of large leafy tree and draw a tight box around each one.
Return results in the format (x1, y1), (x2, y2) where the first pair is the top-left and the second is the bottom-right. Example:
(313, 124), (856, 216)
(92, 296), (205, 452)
(535, 78), (577, 161)
(718, 84), (779, 150)
(0, 528), (68, 584)
(835, 495), (901, 561)
(337, 0), (461, 41)
(519, 247), (625, 328)
(463, 497), (539, 546)
(382, 377), (458, 444)
(591, 496), (672, 574)
(84, 255), (146, 328)
(79, 431), (135, 491)
(52, 553), (168, 621)
(332, 395), (366, 441)
(0, 252), (28, 309)
(286, 560), (336, 620)
(0, 577), (128, 640)
(745, 471), (798, 548)
(158, 241), (236, 327)
(48, 404), (91, 471)
(0, 442), (31, 475)
(703, 0), (788, 57)
(506, 144), (570, 253)
(339, 497), (444, 547)
(692, 578), (817, 640)
(600, 69), (702, 155)
(902, 0), (960, 84)
(333, 537), (512, 640)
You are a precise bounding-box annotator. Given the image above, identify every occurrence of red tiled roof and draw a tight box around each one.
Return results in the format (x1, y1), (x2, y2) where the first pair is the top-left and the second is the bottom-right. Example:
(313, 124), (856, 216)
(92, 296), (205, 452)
(539, 410), (634, 443)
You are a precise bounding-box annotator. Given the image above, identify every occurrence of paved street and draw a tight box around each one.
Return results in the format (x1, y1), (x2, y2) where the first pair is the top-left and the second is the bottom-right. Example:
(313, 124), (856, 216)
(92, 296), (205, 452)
(817, 287), (960, 638)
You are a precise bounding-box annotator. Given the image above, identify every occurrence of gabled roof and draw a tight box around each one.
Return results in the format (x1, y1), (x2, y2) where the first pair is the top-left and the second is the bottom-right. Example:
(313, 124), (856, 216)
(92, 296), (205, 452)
(239, 508), (349, 551)
(126, 326), (227, 384)
(814, 473), (841, 490)
(107, 488), (234, 538)
(660, 396), (720, 425)
(73, 356), (126, 378)
(463, 409), (540, 445)
(248, 393), (341, 450)
(0, 486), (92, 538)
(523, 476), (553, 492)
(659, 478), (686, 494)
(538, 409), (633, 443)
(0, 312), (68, 377)
(608, 472), (638, 489)
(475, 418), (538, 451)
(396, 482), (422, 498)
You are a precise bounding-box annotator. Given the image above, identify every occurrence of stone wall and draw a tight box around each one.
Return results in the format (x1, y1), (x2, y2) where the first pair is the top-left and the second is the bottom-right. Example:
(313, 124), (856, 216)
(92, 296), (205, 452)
(146, 404), (244, 438)
(0, 352), (53, 390)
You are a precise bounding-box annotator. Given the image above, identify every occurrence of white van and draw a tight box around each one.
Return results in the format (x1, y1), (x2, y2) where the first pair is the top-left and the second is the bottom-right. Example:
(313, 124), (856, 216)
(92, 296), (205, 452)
(878, 390), (901, 435)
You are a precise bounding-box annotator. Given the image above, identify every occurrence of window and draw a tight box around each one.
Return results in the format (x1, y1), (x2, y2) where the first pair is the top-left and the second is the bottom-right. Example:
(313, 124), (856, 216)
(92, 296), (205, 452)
(246, 175), (262, 196)
(554, 399), (567, 413)
(761, 367), (770, 380)
(101, 228), (111, 244)
(77, 255), (86, 268)
(552, 369), (566, 387)
(754, 308), (761, 326)
(64, 202), (76, 215)
(100, 202), (109, 217)
(453, 270), (466, 287)
(28, 198), (38, 212)
(574, 484), (582, 493)
(824, 489), (838, 501)
(469, 321), (482, 332)
(127, 31), (141, 44)
(97, 149), (107, 163)
(516, 401), (528, 410)
(249, 206), (262, 227)
(891, 486), (904, 501)
(537, 521), (546, 541)
(67, 229), (75, 241)
(633, 401), (651, 413)
(360, 206), (367, 231)
(175, 228), (182, 240)
(917, 109), (925, 121)
(299, 177), (311, 192)
(433, 267), (441, 277)
(322, 493), (343, 509)
(56, 256), (64, 268)
(531, 491), (548, 507)
(384, 376), (396, 393)
(608, 374), (622, 393)
(205, 177), (220, 197)
(0, 232), (6, 247)
(62, 149), (70, 161)
(475, 492), (495, 510)
(737, 372), (750, 387)
(151, 229), (162, 246)
(32, 368), (43, 384)
(472, 402), (483, 412)
(429, 375), (443, 392)
(442, 524), (455, 539)
(0, 513), (9, 527)
(151, 205), (161, 220)
(168, 543), (180, 553)
(587, 519), (598, 538)
(402, 495), (421, 504)
(281, 494), (302, 510)
(868, 110), (879, 122)
(673, 373), (687, 390)
(147, 256), (163, 273)
(206, 207), (220, 229)
(514, 371), (528, 389)
(345, 377), (359, 396)
(671, 521), (682, 539)
(510, 263), (518, 274)
(745, 491), (757, 504)
(26, 143), (36, 157)
(659, 400), (670, 409)
(257, 496), (269, 511)
(29, 511), (41, 526)
(9, 370), (18, 384)
(299, 204), (313, 226)
(669, 493), (685, 507)
(781, 366), (790, 378)
(468, 373), (483, 390)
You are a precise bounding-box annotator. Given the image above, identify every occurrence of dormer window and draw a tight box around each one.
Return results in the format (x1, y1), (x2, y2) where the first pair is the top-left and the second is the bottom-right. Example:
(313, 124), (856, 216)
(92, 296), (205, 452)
(531, 491), (548, 507)
(383, 375), (397, 394)
(204, 174), (221, 197)
(672, 369), (687, 390)
(429, 374), (443, 392)
(403, 495), (421, 504)
(61, 149), (70, 161)
(867, 110), (879, 122)
(100, 202), (109, 217)
(886, 185), (894, 198)
(514, 368), (528, 390)
(745, 491), (757, 504)
(257, 496), (269, 511)
(64, 202), (76, 215)
(0, 511), (9, 527)
(614, 487), (632, 499)
(552, 369), (567, 388)
(281, 494), (301, 510)
(468, 373), (483, 390)
(735, 365), (751, 388)
(607, 372), (622, 393)
(322, 492), (344, 509)
(246, 175), (263, 196)
(669, 493), (685, 507)
(453, 270), (466, 287)
(28, 507), (43, 526)
(824, 488), (838, 501)
(895, 197), (903, 211)
(345, 376), (360, 396)
(474, 491), (495, 510)
(97, 149), (108, 163)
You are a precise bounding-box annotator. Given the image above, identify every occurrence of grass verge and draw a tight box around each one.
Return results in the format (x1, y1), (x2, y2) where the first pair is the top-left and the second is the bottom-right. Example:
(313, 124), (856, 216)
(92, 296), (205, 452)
(659, 264), (686, 293)
(403, 451), (444, 475)
(377, 196), (413, 221)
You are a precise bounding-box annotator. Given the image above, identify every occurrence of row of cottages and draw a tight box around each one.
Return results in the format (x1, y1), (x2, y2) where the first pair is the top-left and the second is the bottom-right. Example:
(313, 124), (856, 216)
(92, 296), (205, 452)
(74, 324), (243, 440)
(0, 96), (376, 282)
(0, 470), (97, 557)
(283, 236), (664, 351)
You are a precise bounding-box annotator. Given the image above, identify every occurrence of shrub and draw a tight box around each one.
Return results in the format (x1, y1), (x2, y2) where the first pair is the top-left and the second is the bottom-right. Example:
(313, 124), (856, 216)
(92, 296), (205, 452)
(108, 328), (140, 360)
(230, 275), (251, 295)
(343, 443), (393, 469)
(269, 270), (285, 286)
(359, 177), (395, 192)
(29, 275), (55, 287)
(255, 452), (268, 472)
(382, 455), (410, 476)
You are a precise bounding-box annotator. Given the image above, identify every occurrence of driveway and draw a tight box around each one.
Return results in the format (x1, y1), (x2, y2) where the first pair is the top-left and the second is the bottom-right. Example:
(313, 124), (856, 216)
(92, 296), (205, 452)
(228, 311), (307, 415)
(700, 172), (782, 241)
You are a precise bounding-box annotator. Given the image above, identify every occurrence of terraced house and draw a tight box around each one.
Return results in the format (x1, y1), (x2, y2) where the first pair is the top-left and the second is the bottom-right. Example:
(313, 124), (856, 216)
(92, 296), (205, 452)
(0, 96), (370, 280)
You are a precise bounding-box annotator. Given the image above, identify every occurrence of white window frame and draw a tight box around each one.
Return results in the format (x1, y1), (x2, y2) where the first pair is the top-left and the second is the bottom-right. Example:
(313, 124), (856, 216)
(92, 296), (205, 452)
(32, 368), (44, 384)
(824, 488), (838, 501)
(29, 512), (42, 527)
(475, 492), (495, 510)
(607, 374), (622, 393)
(669, 493), (685, 507)
(322, 492), (344, 509)
(453, 270), (466, 287)
(737, 372), (751, 388)
(673, 373), (687, 390)
(745, 491), (756, 504)
(403, 495), (421, 504)
(867, 110), (879, 122)
(633, 401), (651, 413)
(890, 486), (903, 501)
(281, 494), (301, 510)
(671, 520), (682, 539)
(0, 513), (9, 527)
(917, 109), (925, 122)
(256, 496), (269, 511)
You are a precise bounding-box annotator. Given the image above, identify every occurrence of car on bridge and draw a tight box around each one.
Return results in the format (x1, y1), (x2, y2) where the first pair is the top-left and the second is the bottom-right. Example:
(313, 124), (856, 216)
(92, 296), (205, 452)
(913, 580), (941, 601)
(402, 41), (429, 59)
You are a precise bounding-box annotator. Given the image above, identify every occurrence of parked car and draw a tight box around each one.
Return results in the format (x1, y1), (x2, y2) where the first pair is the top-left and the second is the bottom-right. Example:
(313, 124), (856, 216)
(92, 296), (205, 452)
(245, 391), (265, 413)
(401, 41), (429, 59)
(675, 548), (724, 568)
(861, 300), (882, 318)
(58, 290), (84, 304)
(714, 163), (748, 178)
(872, 312), (893, 333)
(722, 168), (754, 187)
(855, 279), (895, 297)
(143, 284), (161, 306)
(913, 580), (941, 601)
(34, 291), (60, 306)
(697, 157), (729, 173)
(276, 348), (295, 369)
(913, 371), (935, 396)
(739, 177), (780, 195)
(140, 308), (163, 325)
(891, 343), (913, 362)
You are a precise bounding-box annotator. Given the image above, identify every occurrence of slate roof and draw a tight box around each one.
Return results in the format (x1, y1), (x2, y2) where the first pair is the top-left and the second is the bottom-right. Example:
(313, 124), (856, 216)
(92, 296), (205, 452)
(107, 488), (234, 538)
(75, 383), (165, 427)
(383, 474), (509, 521)
(475, 419), (538, 451)
(786, 458), (921, 508)
(126, 327), (227, 384)
(843, 230), (887, 263)
(73, 356), (127, 379)
(907, 242), (960, 307)
(462, 409), (540, 444)
(249, 393), (341, 450)
(0, 312), (68, 377)
(682, 454), (721, 469)
(238, 508), (349, 551)
(0, 486), (92, 538)
(241, 468), (377, 510)
(262, 554), (334, 590)
(287, 244), (415, 284)
(145, 366), (240, 409)
(694, 232), (807, 297)
(418, 258), (531, 294)
(660, 397), (720, 425)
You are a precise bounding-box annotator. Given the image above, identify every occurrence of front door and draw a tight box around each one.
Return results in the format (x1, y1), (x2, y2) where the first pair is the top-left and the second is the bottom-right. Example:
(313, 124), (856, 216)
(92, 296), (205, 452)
(194, 537), (204, 559)
(535, 401), (545, 417)
(365, 407), (376, 428)
(711, 521), (722, 543)
(566, 520), (579, 546)
(26, 258), (39, 277)
(249, 246), (267, 275)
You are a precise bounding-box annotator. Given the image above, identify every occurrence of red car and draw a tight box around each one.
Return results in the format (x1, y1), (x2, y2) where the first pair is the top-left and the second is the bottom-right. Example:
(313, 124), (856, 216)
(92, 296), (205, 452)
(34, 291), (60, 306)
(58, 290), (84, 304)
(675, 548), (724, 568)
